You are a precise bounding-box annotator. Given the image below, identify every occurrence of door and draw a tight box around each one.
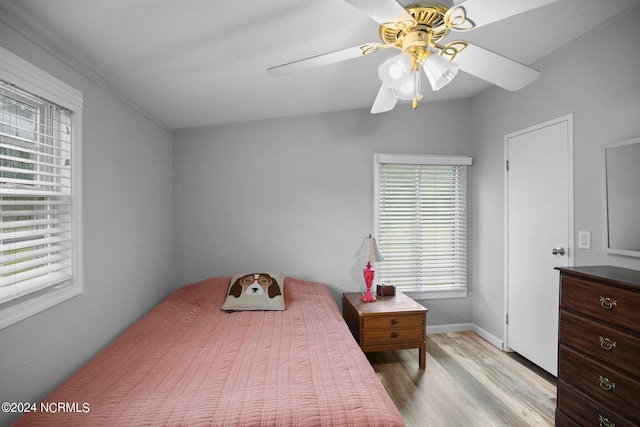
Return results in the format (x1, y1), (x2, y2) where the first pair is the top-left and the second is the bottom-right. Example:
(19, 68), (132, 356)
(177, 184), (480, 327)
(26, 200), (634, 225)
(505, 114), (573, 376)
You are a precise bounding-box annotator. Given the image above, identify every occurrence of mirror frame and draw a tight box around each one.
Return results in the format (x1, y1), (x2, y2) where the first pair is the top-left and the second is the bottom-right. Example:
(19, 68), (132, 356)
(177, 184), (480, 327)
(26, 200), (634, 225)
(601, 136), (640, 257)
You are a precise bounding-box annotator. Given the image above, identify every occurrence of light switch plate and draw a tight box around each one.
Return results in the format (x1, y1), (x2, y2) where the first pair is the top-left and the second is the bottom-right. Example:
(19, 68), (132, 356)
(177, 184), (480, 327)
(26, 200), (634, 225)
(578, 231), (591, 249)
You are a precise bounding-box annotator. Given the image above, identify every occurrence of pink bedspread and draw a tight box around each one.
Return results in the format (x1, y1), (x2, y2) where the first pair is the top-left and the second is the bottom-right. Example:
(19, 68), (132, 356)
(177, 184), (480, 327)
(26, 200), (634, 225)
(14, 277), (405, 426)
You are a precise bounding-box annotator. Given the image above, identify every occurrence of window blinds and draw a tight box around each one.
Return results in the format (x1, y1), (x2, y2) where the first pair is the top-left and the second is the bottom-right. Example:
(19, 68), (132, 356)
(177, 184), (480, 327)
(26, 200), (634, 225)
(0, 81), (73, 303)
(376, 159), (470, 291)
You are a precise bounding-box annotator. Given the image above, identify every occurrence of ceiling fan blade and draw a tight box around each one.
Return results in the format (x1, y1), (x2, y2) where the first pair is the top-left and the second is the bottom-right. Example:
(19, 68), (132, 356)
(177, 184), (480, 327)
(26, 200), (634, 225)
(344, 0), (414, 26)
(371, 83), (398, 114)
(452, 0), (559, 30)
(267, 45), (377, 77)
(454, 43), (540, 91)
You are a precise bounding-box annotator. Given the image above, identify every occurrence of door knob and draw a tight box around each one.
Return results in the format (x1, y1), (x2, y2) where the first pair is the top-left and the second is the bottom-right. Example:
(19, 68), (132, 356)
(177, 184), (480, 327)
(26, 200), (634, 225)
(552, 247), (566, 256)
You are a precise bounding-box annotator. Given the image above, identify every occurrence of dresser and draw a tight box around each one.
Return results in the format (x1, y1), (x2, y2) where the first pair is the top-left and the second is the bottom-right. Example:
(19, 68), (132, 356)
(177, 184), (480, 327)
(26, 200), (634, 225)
(556, 266), (640, 427)
(342, 292), (427, 368)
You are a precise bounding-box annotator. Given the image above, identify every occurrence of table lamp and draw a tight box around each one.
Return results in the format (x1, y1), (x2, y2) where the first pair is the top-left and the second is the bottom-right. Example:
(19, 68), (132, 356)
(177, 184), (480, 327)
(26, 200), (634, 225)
(355, 234), (384, 302)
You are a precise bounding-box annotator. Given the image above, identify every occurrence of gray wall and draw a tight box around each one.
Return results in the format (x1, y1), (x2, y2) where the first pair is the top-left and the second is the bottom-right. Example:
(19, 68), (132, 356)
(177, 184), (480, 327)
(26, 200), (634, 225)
(0, 19), (174, 426)
(172, 102), (473, 324)
(470, 6), (640, 340)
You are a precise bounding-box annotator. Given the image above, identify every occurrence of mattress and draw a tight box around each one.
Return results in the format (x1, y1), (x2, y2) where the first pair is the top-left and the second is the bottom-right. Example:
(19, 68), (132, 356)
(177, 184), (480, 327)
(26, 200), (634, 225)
(14, 276), (405, 426)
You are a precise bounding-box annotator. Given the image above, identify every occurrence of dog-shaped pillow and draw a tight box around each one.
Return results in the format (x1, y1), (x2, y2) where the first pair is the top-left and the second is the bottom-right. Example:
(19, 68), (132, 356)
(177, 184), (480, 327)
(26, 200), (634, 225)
(221, 272), (285, 311)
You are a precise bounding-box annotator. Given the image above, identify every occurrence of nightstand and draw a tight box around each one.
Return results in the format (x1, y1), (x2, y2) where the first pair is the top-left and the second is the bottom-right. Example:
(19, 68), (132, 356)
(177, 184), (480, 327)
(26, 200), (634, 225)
(342, 291), (428, 369)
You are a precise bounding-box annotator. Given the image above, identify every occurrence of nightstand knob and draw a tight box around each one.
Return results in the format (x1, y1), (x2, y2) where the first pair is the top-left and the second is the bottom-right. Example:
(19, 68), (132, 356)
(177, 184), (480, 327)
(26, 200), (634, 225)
(390, 319), (398, 325)
(390, 332), (398, 339)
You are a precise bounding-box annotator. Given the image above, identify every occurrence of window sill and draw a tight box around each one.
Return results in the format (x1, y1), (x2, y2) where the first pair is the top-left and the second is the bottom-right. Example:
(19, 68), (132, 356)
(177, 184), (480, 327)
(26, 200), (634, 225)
(0, 282), (82, 330)
(399, 287), (468, 300)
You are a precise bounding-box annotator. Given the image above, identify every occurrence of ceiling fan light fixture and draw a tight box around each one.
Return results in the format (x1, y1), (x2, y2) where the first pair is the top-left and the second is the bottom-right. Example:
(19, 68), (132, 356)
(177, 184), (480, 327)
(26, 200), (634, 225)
(423, 53), (459, 91)
(391, 72), (416, 100)
(389, 62), (406, 80)
(378, 52), (425, 108)
(378, 54), (412, 88)
(390, 69), (423, 109)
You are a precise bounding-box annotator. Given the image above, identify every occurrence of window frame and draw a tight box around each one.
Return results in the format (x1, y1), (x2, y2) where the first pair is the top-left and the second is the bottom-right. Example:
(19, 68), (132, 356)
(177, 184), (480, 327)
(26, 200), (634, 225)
(0, 46), (83, 329)
(373, 153), (472, 300)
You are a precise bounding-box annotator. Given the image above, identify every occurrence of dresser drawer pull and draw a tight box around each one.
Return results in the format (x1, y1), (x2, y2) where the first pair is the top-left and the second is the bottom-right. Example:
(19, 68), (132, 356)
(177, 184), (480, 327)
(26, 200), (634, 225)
(390, 332), (398, 339)
(599, 336), (617, 351)
(390, 319), (398, 325)
(598, 415), (615, 427)
(599, 296), (618, 310)
(598, 375), (616, 391)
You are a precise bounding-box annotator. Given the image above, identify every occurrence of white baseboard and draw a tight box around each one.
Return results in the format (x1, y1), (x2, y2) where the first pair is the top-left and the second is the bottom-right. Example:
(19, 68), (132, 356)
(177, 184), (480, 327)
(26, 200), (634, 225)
(426, 322), (473, 334)
(426, 323), (504, 351)
(471, 324), (504, 350)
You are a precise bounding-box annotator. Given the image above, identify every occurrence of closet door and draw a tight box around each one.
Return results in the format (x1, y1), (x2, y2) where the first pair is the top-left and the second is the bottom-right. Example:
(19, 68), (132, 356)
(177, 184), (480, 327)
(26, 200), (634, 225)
(505, 115), (573, 376)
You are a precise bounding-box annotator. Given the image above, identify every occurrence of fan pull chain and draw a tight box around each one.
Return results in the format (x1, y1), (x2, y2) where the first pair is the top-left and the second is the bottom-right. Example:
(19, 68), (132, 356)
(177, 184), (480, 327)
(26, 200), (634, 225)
(413, 65), (424, 109)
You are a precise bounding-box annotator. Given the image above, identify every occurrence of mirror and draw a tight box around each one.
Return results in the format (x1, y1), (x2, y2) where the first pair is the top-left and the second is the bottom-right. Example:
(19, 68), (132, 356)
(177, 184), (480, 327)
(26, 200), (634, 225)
(602, 137), (640, 257)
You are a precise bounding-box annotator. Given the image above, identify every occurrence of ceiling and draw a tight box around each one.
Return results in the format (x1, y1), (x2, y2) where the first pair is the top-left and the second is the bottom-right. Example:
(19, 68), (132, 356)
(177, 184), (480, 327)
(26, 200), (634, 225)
(0, 0), (638, 130)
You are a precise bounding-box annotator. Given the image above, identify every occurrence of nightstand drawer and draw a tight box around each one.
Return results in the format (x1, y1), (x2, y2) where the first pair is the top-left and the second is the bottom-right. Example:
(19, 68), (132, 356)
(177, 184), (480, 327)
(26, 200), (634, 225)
(362, 327), (425, 345)
(363, 314), (425, 330)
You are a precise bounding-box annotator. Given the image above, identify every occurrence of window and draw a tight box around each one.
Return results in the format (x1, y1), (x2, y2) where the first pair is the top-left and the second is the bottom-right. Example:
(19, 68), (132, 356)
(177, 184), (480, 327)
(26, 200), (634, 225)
(0, 46), (83, 329)
(374, 153), (472, 299)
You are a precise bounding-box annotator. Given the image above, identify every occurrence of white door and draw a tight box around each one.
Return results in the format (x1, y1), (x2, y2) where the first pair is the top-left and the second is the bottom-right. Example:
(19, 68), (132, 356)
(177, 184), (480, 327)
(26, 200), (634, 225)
(505, 115), (573, 376)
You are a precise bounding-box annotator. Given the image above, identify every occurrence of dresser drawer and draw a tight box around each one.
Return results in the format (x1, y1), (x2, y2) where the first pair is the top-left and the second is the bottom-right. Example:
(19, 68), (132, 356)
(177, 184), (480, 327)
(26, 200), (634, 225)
(557, 380), (636, 427)
(559, 311), (640, 379)
(559, 344), (640, 421)
(363, 314), (425, 330)
(554, 409), (581, 427)
(561, 275), (640, 332)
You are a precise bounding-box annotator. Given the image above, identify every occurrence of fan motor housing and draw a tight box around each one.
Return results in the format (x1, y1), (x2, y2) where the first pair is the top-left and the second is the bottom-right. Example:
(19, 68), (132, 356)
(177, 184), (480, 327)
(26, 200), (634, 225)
(379, 3), (451, 49)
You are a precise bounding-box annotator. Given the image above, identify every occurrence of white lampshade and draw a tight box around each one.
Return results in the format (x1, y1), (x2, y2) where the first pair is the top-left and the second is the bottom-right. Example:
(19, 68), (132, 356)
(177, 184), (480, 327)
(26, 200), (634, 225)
(391, 69), (421, 101)
(378, 54), (413, 89)
(423, 53), (458, 91)
(378, 53), (424, 103)
(355, 235), (384, 263)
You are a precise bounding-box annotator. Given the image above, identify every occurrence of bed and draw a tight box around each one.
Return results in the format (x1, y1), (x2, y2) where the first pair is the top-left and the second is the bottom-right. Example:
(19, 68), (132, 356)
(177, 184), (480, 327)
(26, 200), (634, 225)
(14, 276), (405, 426)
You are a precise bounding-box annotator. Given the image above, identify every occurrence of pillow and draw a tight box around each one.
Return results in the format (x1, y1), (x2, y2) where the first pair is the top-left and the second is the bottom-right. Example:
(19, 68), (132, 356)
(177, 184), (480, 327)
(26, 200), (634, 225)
(221, 272), (285, 311)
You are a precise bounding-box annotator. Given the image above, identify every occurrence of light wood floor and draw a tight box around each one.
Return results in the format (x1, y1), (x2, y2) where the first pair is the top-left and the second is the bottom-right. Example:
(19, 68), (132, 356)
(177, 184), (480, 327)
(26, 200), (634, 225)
(368, 331), (557, 427)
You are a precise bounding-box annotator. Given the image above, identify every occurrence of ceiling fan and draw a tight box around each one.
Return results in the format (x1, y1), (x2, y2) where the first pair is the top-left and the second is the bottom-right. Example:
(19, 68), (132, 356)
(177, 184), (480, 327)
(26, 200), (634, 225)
(266, 0), (559, 113)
